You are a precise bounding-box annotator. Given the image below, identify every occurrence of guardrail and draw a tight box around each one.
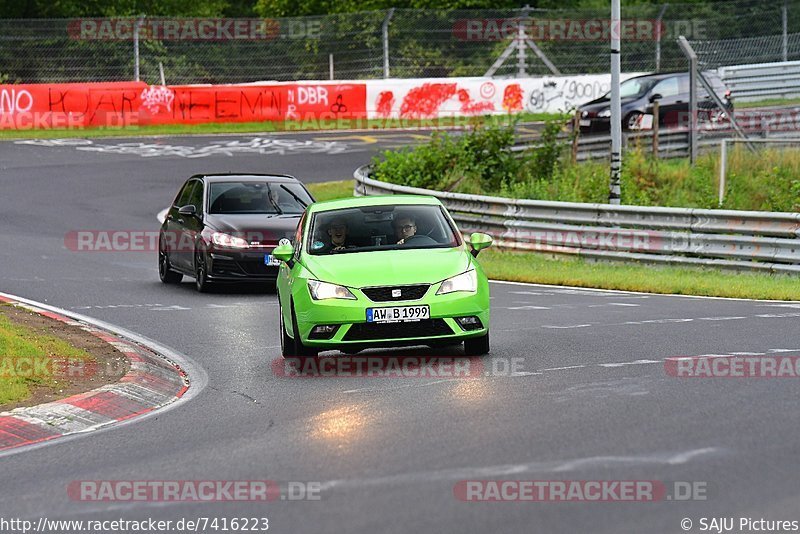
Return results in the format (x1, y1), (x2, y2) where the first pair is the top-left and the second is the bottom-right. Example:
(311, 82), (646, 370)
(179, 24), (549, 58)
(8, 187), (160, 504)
(354, 165), (800, 274)
(719, 60), (800, 102)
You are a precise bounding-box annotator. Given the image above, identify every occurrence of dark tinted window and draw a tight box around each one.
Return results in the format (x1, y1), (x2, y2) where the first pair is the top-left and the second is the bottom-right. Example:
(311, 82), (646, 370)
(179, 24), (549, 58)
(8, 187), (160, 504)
(208, 182), (311, 215)
(174, 180), (195, 207)
(307, 204), (459, 255)
(186, 181), (203, 212)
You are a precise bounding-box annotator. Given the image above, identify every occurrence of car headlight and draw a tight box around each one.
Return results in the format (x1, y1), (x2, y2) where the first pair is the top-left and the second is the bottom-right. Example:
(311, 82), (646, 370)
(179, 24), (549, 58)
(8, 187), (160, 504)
(436, 269), (477, 295)
(211, 232), (249, 249)
(308, 279), (356, 300)
(598, 109), (611, 118)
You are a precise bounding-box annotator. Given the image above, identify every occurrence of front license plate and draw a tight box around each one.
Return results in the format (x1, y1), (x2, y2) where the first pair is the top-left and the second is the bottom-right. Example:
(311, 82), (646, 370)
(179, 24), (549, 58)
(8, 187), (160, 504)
(264, 254), (281, 267)
(579, 119), (591, 127)
(366, 305), (430, 323)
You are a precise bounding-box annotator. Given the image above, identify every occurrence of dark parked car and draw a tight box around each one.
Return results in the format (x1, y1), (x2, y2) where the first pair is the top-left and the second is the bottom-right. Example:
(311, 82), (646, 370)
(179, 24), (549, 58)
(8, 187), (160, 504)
(578, 71), (733, 133)
(158, 173), (314, 292)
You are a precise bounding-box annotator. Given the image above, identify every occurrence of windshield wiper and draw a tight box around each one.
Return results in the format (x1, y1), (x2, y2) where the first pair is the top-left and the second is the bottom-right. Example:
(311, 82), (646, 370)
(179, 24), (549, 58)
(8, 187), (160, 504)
(280, 184), (308, 209)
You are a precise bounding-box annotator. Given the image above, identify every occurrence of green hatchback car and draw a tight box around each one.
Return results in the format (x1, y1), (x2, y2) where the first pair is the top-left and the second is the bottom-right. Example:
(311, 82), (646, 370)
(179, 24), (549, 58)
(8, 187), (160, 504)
(272, 195), (492, 358)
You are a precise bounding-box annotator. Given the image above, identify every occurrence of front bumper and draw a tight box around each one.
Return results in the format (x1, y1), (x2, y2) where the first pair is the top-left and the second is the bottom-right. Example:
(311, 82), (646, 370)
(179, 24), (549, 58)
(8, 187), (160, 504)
(293, 284), (490, 348)
(207, 250), (280, 281)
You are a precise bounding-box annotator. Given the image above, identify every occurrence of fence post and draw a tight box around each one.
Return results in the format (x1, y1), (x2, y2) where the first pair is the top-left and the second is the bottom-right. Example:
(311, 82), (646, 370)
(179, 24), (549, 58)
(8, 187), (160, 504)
(783, 0), (789, 62)
(329, 53), (334, 80)
(382, 8), (395, 79)
(718, 139), (727, 206)
(655, 4), (668, 71)
(517, 5), (530, 77)
(572, 110), (581, 164)
(609, 0), (622, 204)
(652, 100), (660, 159)
(133, 16), (144, 82)
(677, 36), (697, 165)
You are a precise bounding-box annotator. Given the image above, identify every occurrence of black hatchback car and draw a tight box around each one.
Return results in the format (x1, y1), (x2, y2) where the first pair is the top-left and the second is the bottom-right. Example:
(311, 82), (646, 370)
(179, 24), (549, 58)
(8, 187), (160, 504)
(578, 71), (733, 133)
(158, 173), (314, 292)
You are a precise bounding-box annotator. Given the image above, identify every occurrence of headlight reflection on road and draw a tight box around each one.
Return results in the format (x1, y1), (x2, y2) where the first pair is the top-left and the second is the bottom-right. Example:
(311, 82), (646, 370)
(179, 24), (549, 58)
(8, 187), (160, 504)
(447, 379), (490, 404)
(309, 404), (370, 446)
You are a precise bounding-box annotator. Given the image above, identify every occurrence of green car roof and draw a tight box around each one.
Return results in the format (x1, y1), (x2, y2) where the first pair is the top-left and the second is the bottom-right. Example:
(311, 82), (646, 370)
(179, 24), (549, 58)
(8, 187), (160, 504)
(308, 195), (442, 213)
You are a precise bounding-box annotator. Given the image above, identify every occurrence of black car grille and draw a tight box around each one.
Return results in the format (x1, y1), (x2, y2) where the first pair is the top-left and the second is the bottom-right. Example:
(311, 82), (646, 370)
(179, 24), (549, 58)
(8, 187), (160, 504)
(361, 284), (430, 302)
(239, 261), (278, 276)
(210, 257), (277, 277)
(343, 319), (452, 341)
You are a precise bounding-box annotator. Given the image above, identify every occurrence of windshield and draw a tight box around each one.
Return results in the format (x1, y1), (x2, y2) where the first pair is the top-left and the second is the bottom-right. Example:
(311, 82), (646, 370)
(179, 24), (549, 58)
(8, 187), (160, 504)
(602, 78), (657, 100)
(208, 182), (311, 215)
(307, 204), (460, 255)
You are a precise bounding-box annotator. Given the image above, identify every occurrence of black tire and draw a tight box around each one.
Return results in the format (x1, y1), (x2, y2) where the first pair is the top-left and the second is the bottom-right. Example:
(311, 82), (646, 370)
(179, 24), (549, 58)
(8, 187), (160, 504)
(623, 111), (643, 131)
(281, 301), (318, 362)
(279, 302), (296, 357)
(158, 235), (183, 284)
(195, 248), (212, 293)
(464, 332), (490, 356)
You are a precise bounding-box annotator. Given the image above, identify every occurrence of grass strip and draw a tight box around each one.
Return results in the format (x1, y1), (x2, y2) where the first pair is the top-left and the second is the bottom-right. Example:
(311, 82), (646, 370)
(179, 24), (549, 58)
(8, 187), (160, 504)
(0, 307), (94, 406)
(0, 112), (561, 141)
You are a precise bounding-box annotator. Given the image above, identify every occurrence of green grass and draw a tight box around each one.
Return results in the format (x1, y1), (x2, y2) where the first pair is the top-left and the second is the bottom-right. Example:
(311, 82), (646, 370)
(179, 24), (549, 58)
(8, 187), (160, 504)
(736, 96), (800, 109)
(0, 111), (562, 141)
(0, 308), (94, 406)
(304, 179), (800, 300)
(477, 249), (800, 301)
(307, 180), (355, 202)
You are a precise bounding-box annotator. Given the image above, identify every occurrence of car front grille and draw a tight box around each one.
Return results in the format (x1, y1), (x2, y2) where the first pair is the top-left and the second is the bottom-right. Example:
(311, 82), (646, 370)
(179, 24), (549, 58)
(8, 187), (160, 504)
(361, 284), (430, 302)
(210, 257), (277, 277)
(343, 319), (453, 341)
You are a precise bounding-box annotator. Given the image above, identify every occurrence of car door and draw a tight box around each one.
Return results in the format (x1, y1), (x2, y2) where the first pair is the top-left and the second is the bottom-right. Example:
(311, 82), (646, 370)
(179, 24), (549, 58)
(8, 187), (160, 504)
(648, 76), (684, 126)
(171, 179), (203, 271)
(180, 179), (205, 272)
(165, 179), (196, 272)
(278, 211), (306, 320)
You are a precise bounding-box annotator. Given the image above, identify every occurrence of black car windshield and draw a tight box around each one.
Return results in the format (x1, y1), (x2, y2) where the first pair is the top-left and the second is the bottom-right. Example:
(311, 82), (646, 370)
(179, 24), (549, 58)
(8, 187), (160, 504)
(601, 78), (657, 100)
(208, 182), (311, 215)
(307, 204), (460, 255)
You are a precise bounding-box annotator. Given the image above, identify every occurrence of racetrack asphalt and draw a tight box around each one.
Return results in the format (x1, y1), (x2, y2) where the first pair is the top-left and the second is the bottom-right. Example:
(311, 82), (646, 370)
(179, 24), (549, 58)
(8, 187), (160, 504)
(1, 129), (799, 533)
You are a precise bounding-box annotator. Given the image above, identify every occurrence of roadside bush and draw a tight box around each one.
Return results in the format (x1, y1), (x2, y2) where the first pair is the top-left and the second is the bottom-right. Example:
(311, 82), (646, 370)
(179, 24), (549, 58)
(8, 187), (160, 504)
(371, 120), (800, 212)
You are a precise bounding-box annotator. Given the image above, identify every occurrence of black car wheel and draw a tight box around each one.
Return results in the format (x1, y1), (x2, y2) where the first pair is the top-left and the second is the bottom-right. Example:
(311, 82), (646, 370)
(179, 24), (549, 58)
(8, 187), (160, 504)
(464, 332), (490, 356)
(195, 248), (212, 293)
(158, 234), (183, 284)
(290, 302), (318, 361)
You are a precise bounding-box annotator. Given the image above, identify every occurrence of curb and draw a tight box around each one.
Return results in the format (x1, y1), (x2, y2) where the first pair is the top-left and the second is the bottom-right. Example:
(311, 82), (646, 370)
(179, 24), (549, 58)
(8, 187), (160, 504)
(0, 294), (191, 452)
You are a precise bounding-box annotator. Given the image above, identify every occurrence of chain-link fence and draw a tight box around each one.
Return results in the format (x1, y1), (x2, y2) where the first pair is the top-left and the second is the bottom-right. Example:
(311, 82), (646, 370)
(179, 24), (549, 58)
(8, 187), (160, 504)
(1, 0), (798, 85)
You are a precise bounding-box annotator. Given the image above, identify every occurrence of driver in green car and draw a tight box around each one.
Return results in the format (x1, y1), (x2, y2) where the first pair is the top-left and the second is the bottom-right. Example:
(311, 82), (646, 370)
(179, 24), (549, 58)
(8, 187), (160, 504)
(325, 217), (353, 252)
(394, 214), (417, 245)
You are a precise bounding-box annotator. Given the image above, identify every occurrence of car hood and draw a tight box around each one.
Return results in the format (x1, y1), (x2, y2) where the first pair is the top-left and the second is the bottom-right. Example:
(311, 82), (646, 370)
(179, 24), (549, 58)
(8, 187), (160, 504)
(303, 247), (473, 288)
(204, 214), (299, 244)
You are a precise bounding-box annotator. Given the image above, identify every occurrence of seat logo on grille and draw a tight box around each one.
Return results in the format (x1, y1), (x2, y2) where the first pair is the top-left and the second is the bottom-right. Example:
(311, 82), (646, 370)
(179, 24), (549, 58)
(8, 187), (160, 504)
(392, 289), (402, 298)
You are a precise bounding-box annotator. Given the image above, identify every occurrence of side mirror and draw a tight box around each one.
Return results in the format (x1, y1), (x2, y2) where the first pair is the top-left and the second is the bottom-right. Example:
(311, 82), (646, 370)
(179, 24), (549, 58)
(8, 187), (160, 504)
(469, 233), (492, 257)
(178, 204), (197, 217)
(649, 93), (663, 103)
(272, 242), (295, 266)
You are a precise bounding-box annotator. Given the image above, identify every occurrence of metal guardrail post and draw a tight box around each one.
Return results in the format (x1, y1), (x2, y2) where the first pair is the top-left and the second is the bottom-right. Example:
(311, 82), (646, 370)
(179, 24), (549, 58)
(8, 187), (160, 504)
(572, 111), (580, 164)
(652, 101), (660, 159)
